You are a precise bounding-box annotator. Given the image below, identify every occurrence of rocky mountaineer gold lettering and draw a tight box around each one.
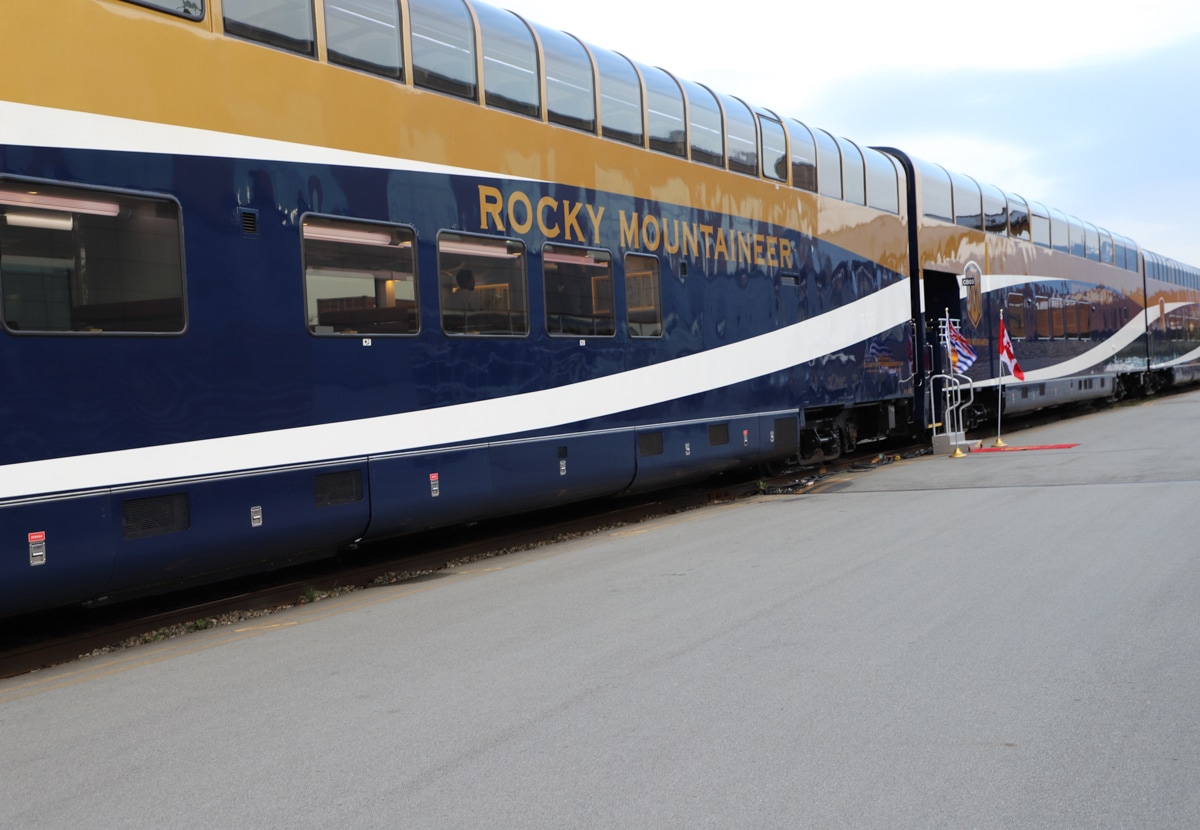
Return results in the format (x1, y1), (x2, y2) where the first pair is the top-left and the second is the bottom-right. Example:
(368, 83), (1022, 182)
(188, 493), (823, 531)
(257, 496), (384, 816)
(478, 185), (794, 272)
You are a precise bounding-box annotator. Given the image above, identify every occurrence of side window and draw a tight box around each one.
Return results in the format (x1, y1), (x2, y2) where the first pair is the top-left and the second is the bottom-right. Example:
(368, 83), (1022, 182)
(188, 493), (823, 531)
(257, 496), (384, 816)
(641, 64), (685, 157)
(836, 137), (865, 206)
(722, 95), (758, 176)
(325, 0), (403, 78)
(438, 232), (527, 336)
(536, 26), (596, 133)
(1030, 205), (1050, 247)
(409, 0), (477, 100)
(759, 113), (787, 182)
(223, 0), (315, 55)
(1006, 293), (1025, 339)
(302, 216), (417, 335)
(593, 47), (642, 146)
(863, 147), (898, 213)
(787, 120), (817, 192)
(950, 171), (982, 230)
(682, 80), (723, 167)
(980, 183), (1007, 234)
(543, 244), (614, 337)
(814, 130), (841, 199)
(1007, 193), (1030, 241)
(917, 160), (953, 222)
(124, 0), (204, 19)
(478, 5), (539, 118)
(0, 180), (185, 334)
(1068, 217), (1085, 258)
(625, 253), (662, 337)
(1049, 209), (1069, 253)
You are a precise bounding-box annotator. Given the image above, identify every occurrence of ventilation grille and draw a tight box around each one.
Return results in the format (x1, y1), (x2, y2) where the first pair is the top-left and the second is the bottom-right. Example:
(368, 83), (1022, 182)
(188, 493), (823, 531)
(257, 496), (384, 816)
(239, 207), (258, 235)
(314, 470), (363, 507)
(122, 493), (191, 540)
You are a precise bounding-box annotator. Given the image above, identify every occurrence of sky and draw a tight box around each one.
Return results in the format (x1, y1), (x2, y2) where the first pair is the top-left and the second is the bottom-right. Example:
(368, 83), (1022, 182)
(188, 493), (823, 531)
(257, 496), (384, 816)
(492, 0), (1200, 267)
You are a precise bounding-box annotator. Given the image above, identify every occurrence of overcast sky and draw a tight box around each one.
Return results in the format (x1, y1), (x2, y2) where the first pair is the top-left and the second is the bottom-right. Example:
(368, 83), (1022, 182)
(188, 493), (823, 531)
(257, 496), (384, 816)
(493, 0), (1200, 268)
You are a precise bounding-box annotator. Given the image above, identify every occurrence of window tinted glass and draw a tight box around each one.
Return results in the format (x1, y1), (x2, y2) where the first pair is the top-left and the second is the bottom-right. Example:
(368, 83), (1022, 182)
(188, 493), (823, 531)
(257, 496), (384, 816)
(410, 0), (476, 99)
(723, 95), (758, 176)
(0, 181), (185, 333)
(980, 183), (1007, 234)
(1029, 201), (1050, 247)
(1099, 229), (1113, 264)
(593, 47), (642, 145)
(682, 80), (723, 167)
(1049, 209), (1069, 253)
(1006, 293), (1025, 339)
(438, 233), (527, 335)
(1067, 217), (1085, 257)
(949, 171), (982, 230)
(125, 0), (203, 19)
(325, 0), (403, 79)
(814, 130), (841, 199)
(536, 26), (595, 132)
(759, 113), (787, 182)
(1084, 223), (1099, 261)
(863, 147), (898, 213)
(1007, 193), (1030, 240)
(641, 65), (685, 157)
(625, 253), (662, 337)
(302, 216), (417, 335)
(917, 159), (953, 222)
(544, 244), (614, 336)
(787, 120), (817, 192)
(837, 138), (865, 205)
(224, 0), (315, 55)
(478, 5), (539, 117)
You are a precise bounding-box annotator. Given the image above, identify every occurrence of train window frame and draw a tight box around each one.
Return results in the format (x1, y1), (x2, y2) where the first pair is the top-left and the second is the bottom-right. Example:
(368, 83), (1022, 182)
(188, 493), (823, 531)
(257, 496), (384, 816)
(478, 5), (540, 118)
(721, 95), (759, 177)
(409, 0), (478, 101)
(681, 80), (724, 168)
(1034, 295), (1051, 339)
(324, 0), (404, 80)
(639, 64), (686, 158)
(1067, 216), (1085, 258)
(534, 24), (596, 133)
(863, 147), (899, 214)
(223, 0), (316, 56)
(980, 183), (1007, 234)
(1049, 209), (1069, 253)
(437, 231), (528, 337)
(0, 179), (187, 336)
(592, 46), (642, 146)
(1006, 192), (1031, 241)
(917, 159), (953, 223)
(542, 243), (616, 338)
(949, 172), (982, 230)
(814, 130), (842, 200)
(624, 252), (662, 338)
(1006, 293), (1026, 339)
(1083, 222), (1100, 262)
(1099, 229), (1114, 265)
(836, 137), (866, 206)
(122, 0), (204, 20)
(758, 110), (787, 183)
(786, 119), (817, 193)
(1029, 201), (1051, 248)
(301, 215), (419, 337)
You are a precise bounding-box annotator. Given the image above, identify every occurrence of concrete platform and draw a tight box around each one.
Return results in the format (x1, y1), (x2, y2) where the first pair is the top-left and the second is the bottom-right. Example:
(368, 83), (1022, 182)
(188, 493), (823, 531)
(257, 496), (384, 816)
(3, 392), (1199, 829)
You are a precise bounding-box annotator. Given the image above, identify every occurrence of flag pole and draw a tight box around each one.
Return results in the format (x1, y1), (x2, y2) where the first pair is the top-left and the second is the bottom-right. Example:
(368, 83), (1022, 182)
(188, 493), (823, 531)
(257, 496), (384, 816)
(994, 307), (1008, 448)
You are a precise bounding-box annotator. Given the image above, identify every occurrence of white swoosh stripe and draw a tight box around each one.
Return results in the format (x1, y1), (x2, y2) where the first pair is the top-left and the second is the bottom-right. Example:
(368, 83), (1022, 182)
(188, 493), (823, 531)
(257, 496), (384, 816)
(0, 280), (913, 500)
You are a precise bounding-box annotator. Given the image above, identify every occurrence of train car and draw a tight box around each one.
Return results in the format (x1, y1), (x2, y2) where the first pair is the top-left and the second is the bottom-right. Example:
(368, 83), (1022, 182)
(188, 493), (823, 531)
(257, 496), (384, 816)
(885, 149), (1200, 428)
(0, 0), (916, 617)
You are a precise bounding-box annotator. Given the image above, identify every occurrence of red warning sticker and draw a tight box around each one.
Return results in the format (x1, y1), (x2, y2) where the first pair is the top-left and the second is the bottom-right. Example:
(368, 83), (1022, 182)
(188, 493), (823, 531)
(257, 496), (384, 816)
(28, 531), (46, 543)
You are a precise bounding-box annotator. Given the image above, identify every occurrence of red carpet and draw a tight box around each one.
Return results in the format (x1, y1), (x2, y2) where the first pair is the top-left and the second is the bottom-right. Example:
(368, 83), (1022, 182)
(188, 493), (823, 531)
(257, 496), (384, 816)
(971, 443), (1079, 453)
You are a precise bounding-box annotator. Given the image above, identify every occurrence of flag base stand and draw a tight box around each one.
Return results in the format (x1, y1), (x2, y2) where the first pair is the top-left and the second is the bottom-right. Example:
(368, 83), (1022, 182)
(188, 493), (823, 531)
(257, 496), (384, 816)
(949, 445), (968, 458)
(933, 431), (972, 457)
(992, 437), (1008, 448)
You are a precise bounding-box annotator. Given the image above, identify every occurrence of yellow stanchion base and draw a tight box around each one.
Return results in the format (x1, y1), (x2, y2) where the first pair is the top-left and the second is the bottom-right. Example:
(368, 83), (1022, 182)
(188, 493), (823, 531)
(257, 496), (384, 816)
(949, 446), (968, 458)
(992, 438), (1008, 448)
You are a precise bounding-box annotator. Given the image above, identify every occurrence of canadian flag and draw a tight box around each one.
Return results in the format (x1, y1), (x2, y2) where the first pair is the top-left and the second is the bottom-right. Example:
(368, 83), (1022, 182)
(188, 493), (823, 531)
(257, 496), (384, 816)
(998, 318), (1025, 381)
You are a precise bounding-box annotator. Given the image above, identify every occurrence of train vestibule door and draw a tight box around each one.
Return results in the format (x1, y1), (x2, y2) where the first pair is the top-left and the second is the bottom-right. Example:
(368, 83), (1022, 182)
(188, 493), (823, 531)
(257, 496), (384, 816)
(920, 269), (963, 429)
